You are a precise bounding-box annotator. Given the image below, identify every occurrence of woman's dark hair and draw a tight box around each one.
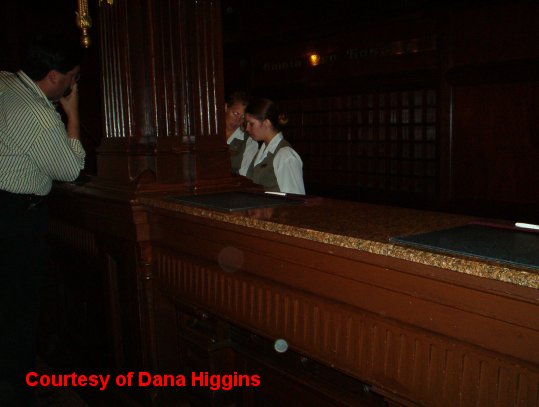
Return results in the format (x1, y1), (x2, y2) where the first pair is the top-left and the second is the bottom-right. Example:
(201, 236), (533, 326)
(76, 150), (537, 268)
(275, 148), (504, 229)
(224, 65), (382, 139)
(21, 33), (82, 81)
(245, 98), (288, 132)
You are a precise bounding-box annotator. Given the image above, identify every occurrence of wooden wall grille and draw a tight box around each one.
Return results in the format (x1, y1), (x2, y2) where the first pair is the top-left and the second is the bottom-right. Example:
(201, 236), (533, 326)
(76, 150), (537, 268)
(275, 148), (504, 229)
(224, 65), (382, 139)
(278, 89), (438, 199)
(48, 219), (99, 256)
(153, 248), (539, 407)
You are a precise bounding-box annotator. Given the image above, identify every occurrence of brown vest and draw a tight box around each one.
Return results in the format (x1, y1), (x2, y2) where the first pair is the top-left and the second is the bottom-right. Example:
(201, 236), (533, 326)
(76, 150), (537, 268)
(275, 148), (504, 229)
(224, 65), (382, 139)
(246, 138), (291, 192)
(228, 135), (249, 174)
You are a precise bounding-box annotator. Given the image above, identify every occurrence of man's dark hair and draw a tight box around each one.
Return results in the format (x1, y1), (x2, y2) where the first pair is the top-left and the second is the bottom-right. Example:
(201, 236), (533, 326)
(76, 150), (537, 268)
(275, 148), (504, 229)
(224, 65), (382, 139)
(226, 91), (249, 107)
(21, 33), (82, 81)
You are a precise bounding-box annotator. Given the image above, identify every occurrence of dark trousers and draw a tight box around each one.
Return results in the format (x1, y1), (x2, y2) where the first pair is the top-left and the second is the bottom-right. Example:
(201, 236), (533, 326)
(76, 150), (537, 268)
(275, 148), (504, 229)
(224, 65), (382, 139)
(0, 190), (48, 406)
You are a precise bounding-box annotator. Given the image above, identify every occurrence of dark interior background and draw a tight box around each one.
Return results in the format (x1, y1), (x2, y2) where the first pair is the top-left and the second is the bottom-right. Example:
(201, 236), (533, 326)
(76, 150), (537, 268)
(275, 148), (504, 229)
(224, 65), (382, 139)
(1, 0), (538, 222)
(221, 0), (539, 222)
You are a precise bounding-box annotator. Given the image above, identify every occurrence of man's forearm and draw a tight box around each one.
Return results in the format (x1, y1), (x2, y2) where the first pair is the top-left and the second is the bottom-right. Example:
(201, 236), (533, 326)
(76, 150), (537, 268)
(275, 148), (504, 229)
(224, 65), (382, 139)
(66, 114), (81, 141)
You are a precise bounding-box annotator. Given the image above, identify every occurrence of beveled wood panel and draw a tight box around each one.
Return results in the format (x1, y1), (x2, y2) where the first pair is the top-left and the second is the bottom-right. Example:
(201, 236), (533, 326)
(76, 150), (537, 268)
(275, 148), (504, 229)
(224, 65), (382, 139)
(44, 184), (539, 406)
(149, 211), (539, 366)
(47, 186), (150, 241)
(151, 247), (539, 407)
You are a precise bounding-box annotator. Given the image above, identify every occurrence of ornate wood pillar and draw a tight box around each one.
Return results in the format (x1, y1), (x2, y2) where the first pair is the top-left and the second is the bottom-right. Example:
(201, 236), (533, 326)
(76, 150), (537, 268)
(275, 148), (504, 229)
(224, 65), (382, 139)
(96, 0), (238, 192)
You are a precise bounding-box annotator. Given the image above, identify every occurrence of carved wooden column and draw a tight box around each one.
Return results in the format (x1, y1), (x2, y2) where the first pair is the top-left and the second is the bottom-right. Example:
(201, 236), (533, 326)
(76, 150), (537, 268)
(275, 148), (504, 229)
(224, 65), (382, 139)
(96, 0), (237, 192)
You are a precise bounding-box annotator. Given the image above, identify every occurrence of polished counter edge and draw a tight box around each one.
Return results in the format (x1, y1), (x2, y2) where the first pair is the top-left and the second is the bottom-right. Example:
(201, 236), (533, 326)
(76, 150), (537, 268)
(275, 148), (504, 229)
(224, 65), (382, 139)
(136, 196), (539, 291)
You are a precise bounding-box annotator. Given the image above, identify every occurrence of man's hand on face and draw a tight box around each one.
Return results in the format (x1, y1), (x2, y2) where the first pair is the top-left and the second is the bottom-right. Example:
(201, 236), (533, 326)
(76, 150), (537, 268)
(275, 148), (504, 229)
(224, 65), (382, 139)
(59, 83), (79, 119)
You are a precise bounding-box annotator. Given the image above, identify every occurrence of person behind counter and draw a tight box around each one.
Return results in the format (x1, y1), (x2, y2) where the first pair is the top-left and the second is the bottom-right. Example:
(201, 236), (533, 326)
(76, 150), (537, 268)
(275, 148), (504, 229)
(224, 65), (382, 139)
(225, 91), (259, 176)
(0, 32), (85, 406)
(244, 98), (305, 195)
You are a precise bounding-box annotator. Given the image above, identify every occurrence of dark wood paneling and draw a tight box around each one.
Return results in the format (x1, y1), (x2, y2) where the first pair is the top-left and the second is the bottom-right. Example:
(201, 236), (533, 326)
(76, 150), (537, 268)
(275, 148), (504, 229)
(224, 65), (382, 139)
(279, 89), (439, 203)
(96, 0), (235, 190)
(43, 188), (155, 406)
(449, 1), (539, 66)
(146, 206), (539, 407)
(45, 181), (539, 406)
(451, 81), (539, 221)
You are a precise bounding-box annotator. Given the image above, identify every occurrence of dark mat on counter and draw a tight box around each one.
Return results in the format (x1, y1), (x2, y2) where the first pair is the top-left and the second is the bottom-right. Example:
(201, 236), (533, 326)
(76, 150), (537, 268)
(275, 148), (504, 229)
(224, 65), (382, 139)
(167, 191), (304, 212)
(390, 224), (539, 270)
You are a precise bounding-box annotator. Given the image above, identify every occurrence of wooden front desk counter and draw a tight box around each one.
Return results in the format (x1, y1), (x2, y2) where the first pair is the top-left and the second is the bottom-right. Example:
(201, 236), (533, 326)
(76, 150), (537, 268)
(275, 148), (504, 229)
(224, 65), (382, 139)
(138, 195), (539, 407)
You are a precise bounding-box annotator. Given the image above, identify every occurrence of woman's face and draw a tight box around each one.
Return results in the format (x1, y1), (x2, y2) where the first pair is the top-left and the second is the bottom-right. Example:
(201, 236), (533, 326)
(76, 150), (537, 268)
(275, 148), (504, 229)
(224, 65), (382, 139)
(244, 113), (265, 142)
(225, 102), (246, 133)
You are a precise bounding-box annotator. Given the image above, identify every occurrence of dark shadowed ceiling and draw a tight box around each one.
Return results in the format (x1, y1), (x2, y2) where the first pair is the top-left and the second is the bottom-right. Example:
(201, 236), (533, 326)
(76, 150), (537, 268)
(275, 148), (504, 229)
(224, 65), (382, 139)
(221, 0), (509, 48)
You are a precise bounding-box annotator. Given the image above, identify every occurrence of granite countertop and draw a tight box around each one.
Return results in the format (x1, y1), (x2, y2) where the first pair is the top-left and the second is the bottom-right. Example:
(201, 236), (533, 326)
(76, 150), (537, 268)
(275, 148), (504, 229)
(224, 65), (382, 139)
(137, 195), (539, 290)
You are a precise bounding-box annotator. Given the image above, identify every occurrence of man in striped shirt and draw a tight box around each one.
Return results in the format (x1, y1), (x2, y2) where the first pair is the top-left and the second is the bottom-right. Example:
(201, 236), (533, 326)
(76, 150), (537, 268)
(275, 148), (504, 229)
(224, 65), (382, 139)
(0, 34), (85, 406)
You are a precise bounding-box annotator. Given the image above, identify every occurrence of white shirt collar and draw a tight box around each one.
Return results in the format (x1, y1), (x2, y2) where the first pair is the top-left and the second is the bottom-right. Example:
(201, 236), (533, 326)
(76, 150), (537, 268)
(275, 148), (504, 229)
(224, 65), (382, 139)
(226, 127), (246, 145)
(265, 132), (284, 154)
(17, 70), (55, 109)
(254, 132), (283, 166)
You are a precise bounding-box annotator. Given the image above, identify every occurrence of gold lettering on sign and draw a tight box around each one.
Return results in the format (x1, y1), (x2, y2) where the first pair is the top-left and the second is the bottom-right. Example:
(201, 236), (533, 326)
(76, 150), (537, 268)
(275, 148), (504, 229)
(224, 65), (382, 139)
(259, 37), (437, 72)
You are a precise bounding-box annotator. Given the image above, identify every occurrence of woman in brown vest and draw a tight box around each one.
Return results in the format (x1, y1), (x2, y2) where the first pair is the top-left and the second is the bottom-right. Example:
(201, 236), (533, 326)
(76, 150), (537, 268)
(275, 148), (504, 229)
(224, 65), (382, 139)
(244, 98), (305, 194)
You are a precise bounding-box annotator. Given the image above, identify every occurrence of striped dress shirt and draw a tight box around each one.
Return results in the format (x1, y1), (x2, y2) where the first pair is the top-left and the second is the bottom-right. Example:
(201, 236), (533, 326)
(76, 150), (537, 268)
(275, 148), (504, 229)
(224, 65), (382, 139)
(0, 70), (85, 196)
